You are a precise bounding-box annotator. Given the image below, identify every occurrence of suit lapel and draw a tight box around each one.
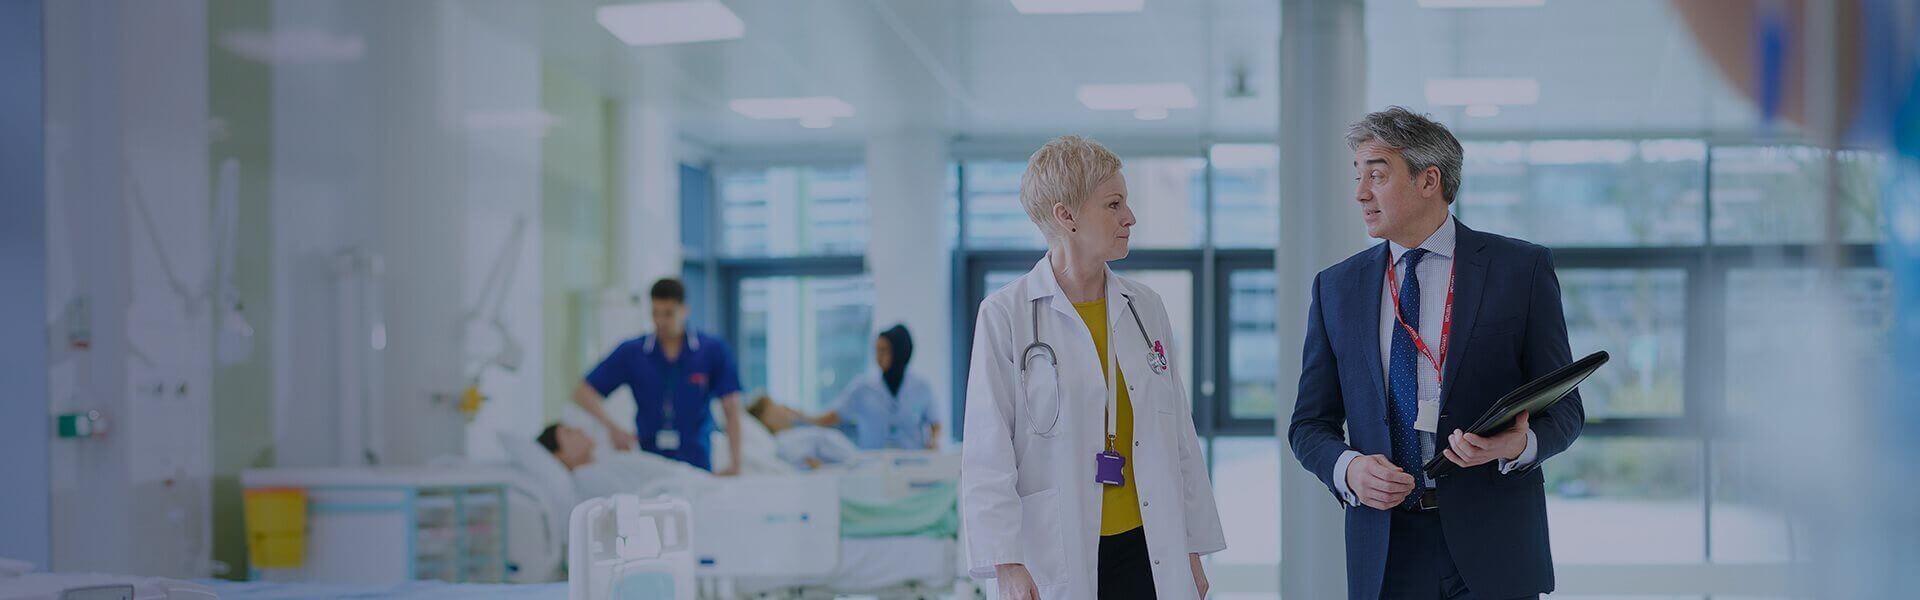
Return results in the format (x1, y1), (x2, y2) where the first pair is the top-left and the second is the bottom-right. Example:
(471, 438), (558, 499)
(1359, 243), (1390, 413)
(1440, 223), (1490, 407)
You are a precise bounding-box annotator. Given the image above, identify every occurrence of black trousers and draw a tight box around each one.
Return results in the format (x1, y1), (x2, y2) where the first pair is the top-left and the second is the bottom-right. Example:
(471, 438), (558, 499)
(1098, 527), (1158, 600)
(1382, 510), (1539, 600)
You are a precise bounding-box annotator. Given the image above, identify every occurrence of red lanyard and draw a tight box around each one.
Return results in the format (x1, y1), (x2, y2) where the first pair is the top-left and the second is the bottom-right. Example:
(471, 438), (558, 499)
(1386, 253), (1454, 384)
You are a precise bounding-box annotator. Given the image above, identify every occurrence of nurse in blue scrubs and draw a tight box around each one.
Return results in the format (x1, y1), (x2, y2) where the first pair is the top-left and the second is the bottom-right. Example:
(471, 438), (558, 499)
(572, 278), (745, 475)
(814, 324), (942, 450)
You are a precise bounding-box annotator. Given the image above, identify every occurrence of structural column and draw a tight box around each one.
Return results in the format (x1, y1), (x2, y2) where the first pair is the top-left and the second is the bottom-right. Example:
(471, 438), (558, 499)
(864, 0), (955, 441)
(1278, 0), (1373, 597)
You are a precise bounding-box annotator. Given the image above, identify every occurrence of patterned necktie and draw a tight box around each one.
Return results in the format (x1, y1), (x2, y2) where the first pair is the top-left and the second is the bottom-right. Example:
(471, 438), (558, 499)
(1387, 248), (1429, 507)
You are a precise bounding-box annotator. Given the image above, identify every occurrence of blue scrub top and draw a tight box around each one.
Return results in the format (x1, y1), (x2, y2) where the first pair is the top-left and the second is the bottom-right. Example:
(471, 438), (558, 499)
(828, 370), (940, 450)
(584, 330), (742, 471)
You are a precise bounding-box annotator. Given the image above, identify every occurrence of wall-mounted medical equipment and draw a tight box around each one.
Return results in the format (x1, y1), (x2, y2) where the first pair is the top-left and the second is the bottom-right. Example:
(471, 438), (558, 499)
(53, 410), (109, 439)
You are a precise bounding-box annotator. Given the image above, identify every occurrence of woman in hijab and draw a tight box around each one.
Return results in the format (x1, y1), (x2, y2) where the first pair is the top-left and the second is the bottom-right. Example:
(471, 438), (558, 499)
(814, 324), (943, 450)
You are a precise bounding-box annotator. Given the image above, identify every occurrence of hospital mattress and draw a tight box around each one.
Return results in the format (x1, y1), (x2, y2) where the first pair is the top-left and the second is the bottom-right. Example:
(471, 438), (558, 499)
(727, 536), (957, 596)
(195, 579), (566, 599)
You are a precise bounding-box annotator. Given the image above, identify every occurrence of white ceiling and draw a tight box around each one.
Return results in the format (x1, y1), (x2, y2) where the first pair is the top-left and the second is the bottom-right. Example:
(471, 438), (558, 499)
(571, 0), (1767, 150)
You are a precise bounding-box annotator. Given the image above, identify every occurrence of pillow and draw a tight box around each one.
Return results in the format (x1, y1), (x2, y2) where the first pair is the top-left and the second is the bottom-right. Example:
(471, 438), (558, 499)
(496, 430), (578, 526)
(559, 405), (615, 454)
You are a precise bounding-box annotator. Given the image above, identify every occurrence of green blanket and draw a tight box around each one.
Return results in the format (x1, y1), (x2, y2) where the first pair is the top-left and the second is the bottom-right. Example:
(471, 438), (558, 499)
(839, 482), (959, 538)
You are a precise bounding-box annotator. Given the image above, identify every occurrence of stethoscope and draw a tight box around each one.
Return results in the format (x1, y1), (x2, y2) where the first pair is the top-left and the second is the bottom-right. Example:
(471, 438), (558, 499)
(1019, 295), (1162, 435)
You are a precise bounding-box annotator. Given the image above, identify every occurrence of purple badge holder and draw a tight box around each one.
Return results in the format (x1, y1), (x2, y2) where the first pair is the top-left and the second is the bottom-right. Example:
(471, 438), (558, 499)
(1095, 450), (1126, 486)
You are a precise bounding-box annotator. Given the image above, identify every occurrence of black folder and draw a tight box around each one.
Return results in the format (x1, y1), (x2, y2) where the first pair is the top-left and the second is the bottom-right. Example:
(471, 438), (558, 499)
(1423, 351), (1609, 478)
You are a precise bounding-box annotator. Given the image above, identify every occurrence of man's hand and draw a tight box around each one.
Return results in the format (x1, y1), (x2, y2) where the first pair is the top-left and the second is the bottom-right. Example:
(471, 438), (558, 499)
(607, 426), (638, 451)
(994, 563), (1038, 600)
(1444, 411), (1529, 468)
(1190, 553), (1209, 598)
(1346, 454), (1416, 510)
(714, 462), (741, 477)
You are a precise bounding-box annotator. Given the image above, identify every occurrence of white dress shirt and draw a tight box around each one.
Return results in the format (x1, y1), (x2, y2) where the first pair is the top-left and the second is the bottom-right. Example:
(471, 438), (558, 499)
(1332, 215), (1538, 506)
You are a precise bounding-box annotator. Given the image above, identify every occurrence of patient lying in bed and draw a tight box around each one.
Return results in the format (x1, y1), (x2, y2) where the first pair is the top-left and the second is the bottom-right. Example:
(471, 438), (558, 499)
(535, 421), (957, 539)
(537, 424), (710, 500)
(746, 395), (859, 471)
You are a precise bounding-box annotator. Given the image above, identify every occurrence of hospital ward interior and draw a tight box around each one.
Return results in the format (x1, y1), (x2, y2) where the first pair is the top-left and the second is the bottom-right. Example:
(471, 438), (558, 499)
(4, 0), (1919, 599)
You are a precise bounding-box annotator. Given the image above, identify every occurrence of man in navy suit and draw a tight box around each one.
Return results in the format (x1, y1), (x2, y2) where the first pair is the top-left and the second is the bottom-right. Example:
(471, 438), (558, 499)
(1288, 107), (1584, 600)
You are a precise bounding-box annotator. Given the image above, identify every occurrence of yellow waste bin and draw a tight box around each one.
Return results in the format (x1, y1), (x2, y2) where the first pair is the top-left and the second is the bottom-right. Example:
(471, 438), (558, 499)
(243, 487), (307, 569)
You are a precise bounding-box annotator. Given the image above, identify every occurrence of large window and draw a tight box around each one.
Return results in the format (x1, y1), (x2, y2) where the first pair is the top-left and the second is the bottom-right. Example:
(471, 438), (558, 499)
(718, 165), (869, 257)
(1560, 269), (1688, 419)
(689, 163), (877, 414)
(1709, 147), (1886, 244)
(1210, 144), (1282, 248)
(735, 275), (875, 412)
(1455, 139), (1892, 571)
(1460, 139), (1707, 247)
(961, 156), (1207, 250)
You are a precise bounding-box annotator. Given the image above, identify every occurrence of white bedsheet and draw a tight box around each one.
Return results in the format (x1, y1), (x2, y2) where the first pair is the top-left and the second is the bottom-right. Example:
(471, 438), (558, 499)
(729, 536), (957, 596)
(196, 580), (566, 599)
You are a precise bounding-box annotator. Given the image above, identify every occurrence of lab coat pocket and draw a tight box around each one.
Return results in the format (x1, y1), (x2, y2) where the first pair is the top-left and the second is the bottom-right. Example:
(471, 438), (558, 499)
(1149, 372), (1178, 416)
(1017, 488), (1067, 586)
(1021, 362), (1062, 437)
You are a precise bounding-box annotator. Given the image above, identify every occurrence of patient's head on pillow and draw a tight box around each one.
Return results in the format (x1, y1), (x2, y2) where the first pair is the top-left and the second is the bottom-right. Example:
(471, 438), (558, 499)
(537, 423), (595, 470)
(746, 395), (803, 433)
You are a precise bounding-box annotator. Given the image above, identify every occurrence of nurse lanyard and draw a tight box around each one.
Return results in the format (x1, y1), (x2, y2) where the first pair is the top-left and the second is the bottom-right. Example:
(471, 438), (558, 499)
(1385, 252), (1455, 384)
(658, 341), (684, 451)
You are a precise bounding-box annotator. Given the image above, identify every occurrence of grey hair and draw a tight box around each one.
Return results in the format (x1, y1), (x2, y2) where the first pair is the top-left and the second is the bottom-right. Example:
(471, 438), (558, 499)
(1020, 135), (1124, 240)
(1346, 106), (1464, 204)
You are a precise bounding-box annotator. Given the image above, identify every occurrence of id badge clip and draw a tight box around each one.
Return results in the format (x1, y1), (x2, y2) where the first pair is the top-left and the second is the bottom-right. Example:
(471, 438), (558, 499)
(1095, 436), (1126, 486)
(1414, 397), (1441, 434)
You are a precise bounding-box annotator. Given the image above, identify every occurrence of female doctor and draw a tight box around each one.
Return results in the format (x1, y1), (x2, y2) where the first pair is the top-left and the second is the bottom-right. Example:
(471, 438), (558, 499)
(960, 135), (1225, 600)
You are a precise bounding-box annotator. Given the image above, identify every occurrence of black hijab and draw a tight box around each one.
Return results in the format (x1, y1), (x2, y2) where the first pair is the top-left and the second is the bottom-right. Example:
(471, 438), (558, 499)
(879, 324), (914, 397)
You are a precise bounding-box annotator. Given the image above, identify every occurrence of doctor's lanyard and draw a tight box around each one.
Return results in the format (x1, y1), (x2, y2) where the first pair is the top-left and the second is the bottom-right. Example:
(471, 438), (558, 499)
(1021, 293), (1163, 488)
(1385, 253), (1455, 384)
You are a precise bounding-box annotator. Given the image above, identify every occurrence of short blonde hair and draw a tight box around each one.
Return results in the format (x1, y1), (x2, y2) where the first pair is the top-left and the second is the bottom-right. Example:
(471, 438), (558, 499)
(1020, 135), (1123, 240)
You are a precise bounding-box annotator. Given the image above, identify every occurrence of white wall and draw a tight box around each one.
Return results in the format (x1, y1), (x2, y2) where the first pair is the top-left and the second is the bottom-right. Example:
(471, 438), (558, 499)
(270, 0), (550, 466)
(270, 0), (386, 467)
(455, 0), (547, 463)
(44, 0), (214, 577)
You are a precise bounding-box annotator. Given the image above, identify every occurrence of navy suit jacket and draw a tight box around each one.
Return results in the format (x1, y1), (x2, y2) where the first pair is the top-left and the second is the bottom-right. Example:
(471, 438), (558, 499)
(1288, 222), (1584, 600)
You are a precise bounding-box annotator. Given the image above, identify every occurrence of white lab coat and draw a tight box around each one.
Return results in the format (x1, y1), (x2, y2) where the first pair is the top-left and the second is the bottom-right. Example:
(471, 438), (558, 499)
(960, 257), (1227, 600)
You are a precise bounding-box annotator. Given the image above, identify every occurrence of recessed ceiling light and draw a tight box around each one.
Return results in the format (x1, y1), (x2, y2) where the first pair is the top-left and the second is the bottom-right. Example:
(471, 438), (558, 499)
(1077, 83), (1198, 114)
(730, 97), (855, 129)
(1425, 78), (1540, 108)
(1416, 0), (1545, 8)
(220, 29), (365, 64)
(597, 1), (744, 47)
(1010, 0), (1145, 14)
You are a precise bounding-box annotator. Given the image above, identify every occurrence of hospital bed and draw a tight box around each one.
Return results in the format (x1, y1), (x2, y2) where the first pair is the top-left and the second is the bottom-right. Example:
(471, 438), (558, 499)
(227, 416), (964, 598)
(238, 464), (567, 585)
(548, 402), (969, 598)
(634, 452), (966, 600)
